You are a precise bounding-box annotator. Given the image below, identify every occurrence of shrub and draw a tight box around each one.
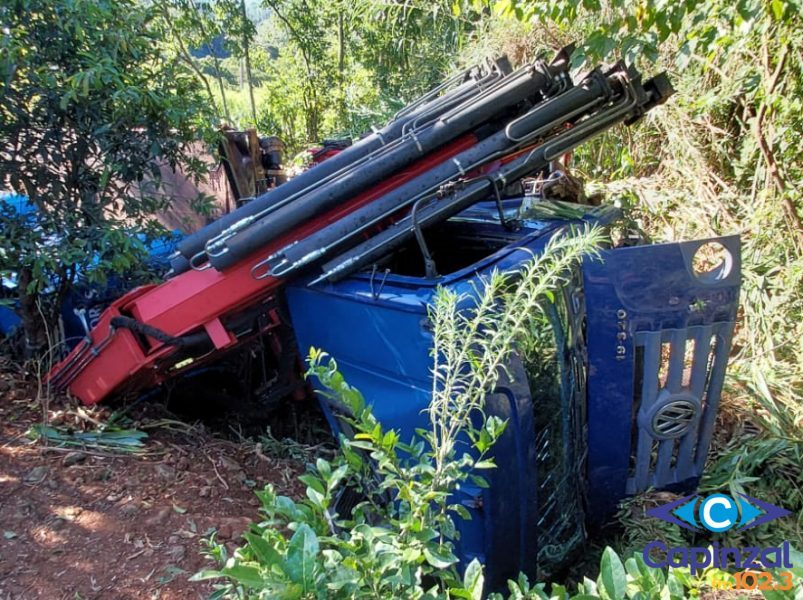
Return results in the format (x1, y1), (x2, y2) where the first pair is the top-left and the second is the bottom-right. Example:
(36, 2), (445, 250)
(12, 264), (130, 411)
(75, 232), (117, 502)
(0, 0), (214, 353)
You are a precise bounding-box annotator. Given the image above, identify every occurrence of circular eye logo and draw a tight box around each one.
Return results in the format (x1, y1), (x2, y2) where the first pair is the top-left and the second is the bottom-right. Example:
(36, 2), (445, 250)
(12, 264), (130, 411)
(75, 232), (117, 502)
(651, 399), (697, 439)
(648, 493), (791, 533)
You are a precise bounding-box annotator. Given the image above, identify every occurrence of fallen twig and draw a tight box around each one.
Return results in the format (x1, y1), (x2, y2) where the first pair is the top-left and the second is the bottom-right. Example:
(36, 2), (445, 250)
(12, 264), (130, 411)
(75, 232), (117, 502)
(204, 453), (229, 490)
(126, 548), (146, 561)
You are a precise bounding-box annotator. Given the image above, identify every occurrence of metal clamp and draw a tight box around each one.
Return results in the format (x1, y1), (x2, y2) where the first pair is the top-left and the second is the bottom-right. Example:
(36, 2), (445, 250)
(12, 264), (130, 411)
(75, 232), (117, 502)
(409, 130), (424, 153)
(251, 257), (276, 280)
(189, 250), (213, 271)
(370, 126), (386, 145)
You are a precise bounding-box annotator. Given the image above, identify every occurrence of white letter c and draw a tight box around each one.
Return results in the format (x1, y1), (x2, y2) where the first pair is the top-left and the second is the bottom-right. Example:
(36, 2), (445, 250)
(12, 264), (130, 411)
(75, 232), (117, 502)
(703, 497), (733, 529)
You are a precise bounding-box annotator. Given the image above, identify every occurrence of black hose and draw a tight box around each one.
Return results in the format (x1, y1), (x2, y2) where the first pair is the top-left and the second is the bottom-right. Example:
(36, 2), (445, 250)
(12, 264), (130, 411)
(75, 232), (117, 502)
(110, 316), (210, 348)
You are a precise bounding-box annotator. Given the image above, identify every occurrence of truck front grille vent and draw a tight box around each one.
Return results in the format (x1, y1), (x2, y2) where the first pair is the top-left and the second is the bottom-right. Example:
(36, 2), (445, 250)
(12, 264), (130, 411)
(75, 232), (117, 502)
(626, 323), (735, 494)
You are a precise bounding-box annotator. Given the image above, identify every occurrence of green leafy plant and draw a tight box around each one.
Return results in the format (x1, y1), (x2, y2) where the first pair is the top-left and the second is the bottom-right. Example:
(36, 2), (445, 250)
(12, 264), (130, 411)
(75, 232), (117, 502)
(501, 545), (802, 600)
(191, 353), (503, 598)
(446, 0), (803, 563)
(27, 423), (148, 453)
(0, 0), (215, 354)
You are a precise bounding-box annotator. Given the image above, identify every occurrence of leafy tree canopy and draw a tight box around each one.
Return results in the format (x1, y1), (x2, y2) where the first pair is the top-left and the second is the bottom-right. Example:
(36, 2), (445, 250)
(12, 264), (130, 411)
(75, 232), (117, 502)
(0, 0), (216, 351)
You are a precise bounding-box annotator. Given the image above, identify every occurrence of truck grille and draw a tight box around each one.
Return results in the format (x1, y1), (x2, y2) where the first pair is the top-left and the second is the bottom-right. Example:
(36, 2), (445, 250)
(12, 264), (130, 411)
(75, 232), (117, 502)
(627, 322), (735, 494)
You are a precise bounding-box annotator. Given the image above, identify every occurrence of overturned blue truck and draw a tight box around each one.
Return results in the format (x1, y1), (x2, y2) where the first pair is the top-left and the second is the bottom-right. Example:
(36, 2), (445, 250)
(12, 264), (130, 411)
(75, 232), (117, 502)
(33, 48), (742, 587)
(288, 204), (740, 584)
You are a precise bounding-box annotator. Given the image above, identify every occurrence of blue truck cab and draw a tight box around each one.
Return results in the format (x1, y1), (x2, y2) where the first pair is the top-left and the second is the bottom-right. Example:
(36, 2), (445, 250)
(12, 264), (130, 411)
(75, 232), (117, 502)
(285, 198), (740, 585)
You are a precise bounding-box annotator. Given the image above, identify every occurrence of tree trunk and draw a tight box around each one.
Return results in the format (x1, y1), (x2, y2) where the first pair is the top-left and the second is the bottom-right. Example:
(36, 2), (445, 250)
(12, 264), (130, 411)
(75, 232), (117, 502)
(241, 0), (258, 127)
(17, 268), (47, 359)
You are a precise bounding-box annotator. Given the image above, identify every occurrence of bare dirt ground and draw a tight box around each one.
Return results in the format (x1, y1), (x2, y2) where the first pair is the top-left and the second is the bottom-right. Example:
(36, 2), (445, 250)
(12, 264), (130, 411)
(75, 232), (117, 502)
(0, 368), (316, 599)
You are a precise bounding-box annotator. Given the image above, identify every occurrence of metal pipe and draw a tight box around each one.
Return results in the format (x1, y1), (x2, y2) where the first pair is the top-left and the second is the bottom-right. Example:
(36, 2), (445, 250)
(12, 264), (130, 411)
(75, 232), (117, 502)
(171, 63), (501, 272)
(257, 69), (614, 279)
(181, 50), (568, 272)
(313, 72), (656, 284)
(182, 68), (506, 271)
(209, 60), (568, 271)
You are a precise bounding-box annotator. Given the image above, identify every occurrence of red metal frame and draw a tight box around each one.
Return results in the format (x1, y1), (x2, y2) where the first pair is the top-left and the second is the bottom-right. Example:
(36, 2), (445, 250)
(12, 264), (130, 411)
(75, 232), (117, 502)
(49, 135), (478, 404)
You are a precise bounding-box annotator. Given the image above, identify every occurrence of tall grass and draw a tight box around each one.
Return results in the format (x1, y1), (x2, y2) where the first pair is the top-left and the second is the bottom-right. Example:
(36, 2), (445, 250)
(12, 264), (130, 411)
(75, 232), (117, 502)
(428, 226), (603, 474)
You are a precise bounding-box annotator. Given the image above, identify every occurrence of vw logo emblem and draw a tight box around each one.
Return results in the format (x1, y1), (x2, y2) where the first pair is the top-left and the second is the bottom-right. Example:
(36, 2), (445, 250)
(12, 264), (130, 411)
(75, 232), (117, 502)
(651, 399), (697, 439)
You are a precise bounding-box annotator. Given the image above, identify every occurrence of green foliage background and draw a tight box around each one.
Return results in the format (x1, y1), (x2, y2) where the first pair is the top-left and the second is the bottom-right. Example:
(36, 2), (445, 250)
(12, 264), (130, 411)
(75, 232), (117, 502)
(157, 0), (483, 154)
(0, 0), (216, 352)
(480, 0), (803, 552)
